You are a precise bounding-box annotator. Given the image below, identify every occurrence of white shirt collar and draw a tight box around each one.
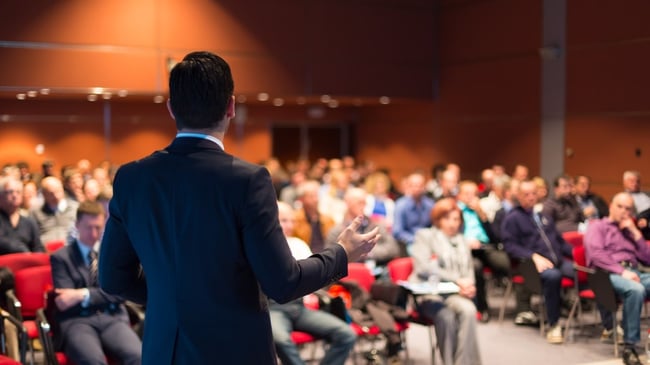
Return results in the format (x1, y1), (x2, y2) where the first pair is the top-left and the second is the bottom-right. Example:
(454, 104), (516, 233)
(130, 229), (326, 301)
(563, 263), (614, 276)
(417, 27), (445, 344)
(176, 133), (225, 151)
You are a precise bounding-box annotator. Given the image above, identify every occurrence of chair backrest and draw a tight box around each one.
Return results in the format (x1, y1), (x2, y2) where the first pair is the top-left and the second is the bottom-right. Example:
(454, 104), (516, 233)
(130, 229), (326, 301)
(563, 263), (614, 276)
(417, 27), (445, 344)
(0, 253), (50, 274)
(572, 245), (589, 284)
(518, 259), (542, 295)
(342, 263), (375, 292)
(587, 269), (618, 312)
(44, 240), (65, 253)
(13, 266), (52, 318)
(562, 231), (584, 247)
(386, 257), (413, 282)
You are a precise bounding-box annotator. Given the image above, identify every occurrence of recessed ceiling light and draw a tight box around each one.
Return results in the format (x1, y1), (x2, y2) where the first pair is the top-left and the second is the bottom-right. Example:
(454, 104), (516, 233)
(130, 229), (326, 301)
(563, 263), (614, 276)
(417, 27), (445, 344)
(272, 98), (284, 106)
(320, 95), (331, 103)
(379, 96), (391, 105)
(16, 94), (26, 100)
(27, 91), (37, 98)
(328, 100), (339, 108)
(40, 88), (50, 95)
(257, 93), (269, 101)
(87, 94), (98, 102)
(153, 95), (165, 103)
(91, 87), (104, 95)
(102, 92), (112, 100)
(117, 90), (128, 97)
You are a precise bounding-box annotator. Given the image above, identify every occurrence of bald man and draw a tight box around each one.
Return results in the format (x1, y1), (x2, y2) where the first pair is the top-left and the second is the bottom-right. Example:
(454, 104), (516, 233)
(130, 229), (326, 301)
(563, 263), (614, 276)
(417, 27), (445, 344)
(30, 176), (79, 243)
(585, 192), (650, 365)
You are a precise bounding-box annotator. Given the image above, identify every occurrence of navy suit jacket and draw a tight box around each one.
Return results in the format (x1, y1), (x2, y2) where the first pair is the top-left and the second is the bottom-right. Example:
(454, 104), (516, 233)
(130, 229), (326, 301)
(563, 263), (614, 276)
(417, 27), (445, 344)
(99, 137), (348, 365)
(50, 242), (128, 340)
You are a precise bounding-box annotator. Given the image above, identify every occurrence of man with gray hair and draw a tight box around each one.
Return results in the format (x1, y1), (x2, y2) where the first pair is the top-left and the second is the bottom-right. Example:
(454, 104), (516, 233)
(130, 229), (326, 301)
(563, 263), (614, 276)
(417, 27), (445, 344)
(0, 176), (44, 254)
(623, 170), (650, 214)
(30, 176), (79, 243)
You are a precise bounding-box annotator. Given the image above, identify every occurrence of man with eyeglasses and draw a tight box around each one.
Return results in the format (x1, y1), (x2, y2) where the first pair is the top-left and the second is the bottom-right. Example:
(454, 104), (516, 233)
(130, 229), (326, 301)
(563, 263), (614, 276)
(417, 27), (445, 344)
(585, 192), (650, 365)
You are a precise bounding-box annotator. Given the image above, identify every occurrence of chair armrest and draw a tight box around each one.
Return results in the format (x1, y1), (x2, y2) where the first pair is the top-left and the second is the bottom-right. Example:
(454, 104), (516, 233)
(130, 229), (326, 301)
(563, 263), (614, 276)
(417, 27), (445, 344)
(573, 264), (595, 274)
(36, 308), (59, 365)
(4, 290), (22, 322)
(124, 301), (145, 324)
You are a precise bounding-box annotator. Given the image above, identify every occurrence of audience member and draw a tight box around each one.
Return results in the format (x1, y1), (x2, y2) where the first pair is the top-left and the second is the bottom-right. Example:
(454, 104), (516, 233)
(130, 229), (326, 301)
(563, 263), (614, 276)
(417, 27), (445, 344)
(511, 164), (529, 182)
(20, 180), (40, 216)
(532, 176), (548, 214)
(434, 169), (459, 202)
(479, 174), (510, 223)
(279, 171), (306, 207)
(270, 202), (356, 365)
(393, 172), (435, 255)
(82, 179), (101, 202)
(584, 192), (650, 365)
(62, 168), (85, 202)
(292, 180), (336, 253)
(30, 176), (79, 243)
(425, 163), (446, 199)
(319, 169), (349, 224)
(542, 175), (584, 233)
(0, 176), (45, 254)
(76, 159), (92, 182)
(409, 198), (482, 365)
(478, 168), (494, 198)
(573, 175), (609, 220)
(456, 181), (510, 322)
(50, 201), (141, 365)
(491, 179), (520, 242)
(363, 171), (395, 230)
(623, 171), (650, 214)
(501, 180), (574, 343)
(327, 187), (399, 267)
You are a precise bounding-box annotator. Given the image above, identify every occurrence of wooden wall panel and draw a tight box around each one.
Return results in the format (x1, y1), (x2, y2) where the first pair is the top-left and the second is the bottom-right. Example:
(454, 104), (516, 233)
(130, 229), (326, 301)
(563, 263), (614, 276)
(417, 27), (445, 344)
(439, 0), (542, 65)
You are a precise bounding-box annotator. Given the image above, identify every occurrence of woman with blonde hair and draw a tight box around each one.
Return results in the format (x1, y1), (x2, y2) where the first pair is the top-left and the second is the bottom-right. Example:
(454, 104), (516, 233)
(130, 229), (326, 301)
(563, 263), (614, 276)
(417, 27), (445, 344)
(363, 171), (395, 230)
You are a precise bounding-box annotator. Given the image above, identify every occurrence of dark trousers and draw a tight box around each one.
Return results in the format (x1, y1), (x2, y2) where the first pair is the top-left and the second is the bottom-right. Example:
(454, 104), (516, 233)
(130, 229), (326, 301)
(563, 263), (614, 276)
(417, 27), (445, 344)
(515, 259), (574, 326)
(472, 246), (510, 312)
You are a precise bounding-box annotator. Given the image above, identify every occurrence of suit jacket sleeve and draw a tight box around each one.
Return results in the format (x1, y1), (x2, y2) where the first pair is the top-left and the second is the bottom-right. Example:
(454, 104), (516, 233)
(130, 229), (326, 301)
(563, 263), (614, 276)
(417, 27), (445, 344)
(99, 168), (147, 304)
(239, 167), (347, 303)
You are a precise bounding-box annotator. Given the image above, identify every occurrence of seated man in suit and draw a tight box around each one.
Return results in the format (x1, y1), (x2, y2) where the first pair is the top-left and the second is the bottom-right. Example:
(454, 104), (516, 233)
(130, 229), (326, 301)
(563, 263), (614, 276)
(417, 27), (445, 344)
(50, 201), (141, 365)
(270, 202), (356, 365)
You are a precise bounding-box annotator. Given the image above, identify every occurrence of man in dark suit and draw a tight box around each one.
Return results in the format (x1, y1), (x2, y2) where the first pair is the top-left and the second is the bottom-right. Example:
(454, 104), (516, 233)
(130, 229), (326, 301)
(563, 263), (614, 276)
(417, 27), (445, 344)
(51, 201), (141, 365)
(99, 51), (379, 365)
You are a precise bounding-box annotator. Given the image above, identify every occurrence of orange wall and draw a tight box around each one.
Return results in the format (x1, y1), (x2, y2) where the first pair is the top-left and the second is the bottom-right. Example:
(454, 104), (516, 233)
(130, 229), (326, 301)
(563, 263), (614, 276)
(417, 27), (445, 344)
(564, 1), (650, 200)
(0, 0), (435, 99)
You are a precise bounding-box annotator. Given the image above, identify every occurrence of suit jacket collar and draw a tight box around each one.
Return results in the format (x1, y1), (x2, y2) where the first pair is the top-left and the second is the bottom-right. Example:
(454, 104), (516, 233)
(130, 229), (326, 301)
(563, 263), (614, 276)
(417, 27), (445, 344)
(165, 137), (225, 156)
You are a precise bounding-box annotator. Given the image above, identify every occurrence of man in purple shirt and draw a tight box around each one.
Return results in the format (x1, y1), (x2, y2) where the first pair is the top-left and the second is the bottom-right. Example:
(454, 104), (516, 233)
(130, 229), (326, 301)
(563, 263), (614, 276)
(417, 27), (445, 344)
(585, 192), (650, 365)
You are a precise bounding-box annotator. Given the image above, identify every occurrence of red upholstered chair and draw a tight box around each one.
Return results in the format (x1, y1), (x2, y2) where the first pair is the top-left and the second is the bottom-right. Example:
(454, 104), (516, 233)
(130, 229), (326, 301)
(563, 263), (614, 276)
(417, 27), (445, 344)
(7, 265), (53, 365)
(44, 240), (66, 253)
(565, 245), (598, 340)
(562, 231), (584, 247)
(0, 252), (50, 274)
(385, 257), (437, 365)
(341, 263), (409, 364)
